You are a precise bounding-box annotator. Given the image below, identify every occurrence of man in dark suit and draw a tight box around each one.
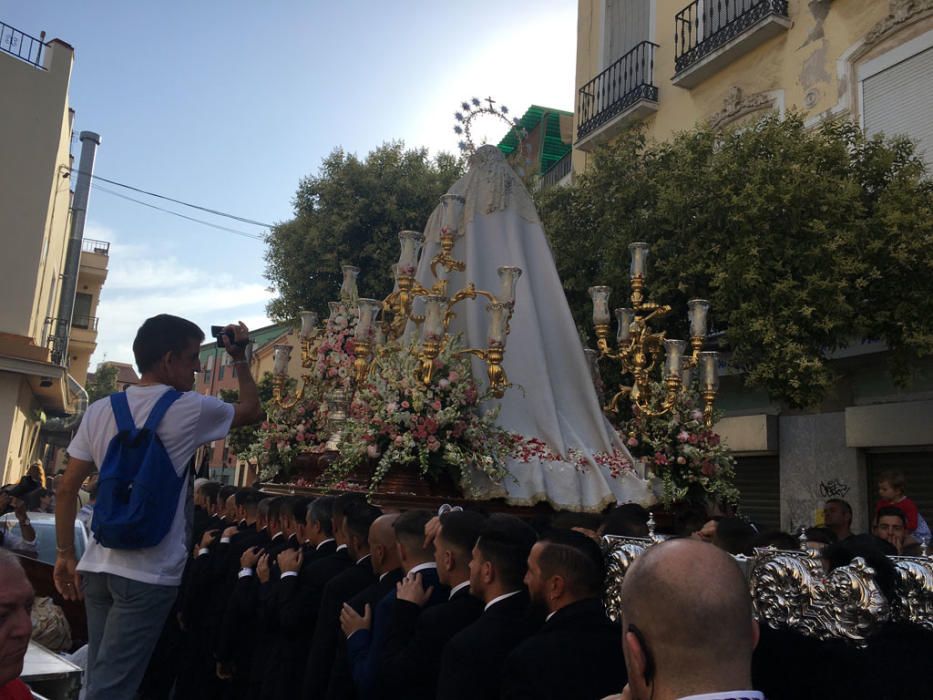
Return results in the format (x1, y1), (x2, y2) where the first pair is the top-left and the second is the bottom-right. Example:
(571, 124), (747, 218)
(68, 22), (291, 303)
(325, 513), (403, 700)
(438, 514), (538, 700)
(377, 509), (487, 699)
(302, 501), (382, 699)
(501, 529), (624, 700)
(618, 539), (761, 700)
(341, 509), (449, 700)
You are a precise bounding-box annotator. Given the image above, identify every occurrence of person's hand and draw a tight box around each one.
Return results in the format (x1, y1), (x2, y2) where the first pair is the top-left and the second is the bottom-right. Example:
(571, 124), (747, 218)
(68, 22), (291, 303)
(572, 526), (600, 542)
(619, 684), (633, 700)
(397, 572), (432, 607)
(12, 497), (27, 521)
(693, 519), (717, 543)
(200, 529), (219, 549)
(256, 553), (271, 583)
(423, 516), (441, 549)
(222, 321), (250, 360)
(222, 525), (239, 539)
(54, 553), (82, 601)
(278, 547), (302, 574)
(340, 603), (371, 638)
(241, 546), (262, 569)
(216, 661), (233, 681)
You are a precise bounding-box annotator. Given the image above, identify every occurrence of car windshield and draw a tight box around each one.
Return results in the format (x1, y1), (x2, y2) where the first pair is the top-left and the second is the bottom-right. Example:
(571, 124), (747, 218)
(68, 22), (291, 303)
(0, 516), (87, 565)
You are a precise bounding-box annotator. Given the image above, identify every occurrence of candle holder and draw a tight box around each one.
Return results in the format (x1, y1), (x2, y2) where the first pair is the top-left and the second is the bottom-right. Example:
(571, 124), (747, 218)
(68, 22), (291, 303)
(590, 244), (718, 427)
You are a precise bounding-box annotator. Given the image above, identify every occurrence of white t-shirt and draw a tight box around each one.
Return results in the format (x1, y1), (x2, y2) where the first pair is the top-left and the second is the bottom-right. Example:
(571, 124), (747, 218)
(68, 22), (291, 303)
(67, 384), (235, 586)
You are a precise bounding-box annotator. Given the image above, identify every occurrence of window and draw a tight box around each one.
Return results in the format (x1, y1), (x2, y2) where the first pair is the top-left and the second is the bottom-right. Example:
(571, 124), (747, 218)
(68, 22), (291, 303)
(72, 293), (93, 328)
(604, 0), (652, 67)
(866, 451), (933, 529)
(861, 37), (933, 171)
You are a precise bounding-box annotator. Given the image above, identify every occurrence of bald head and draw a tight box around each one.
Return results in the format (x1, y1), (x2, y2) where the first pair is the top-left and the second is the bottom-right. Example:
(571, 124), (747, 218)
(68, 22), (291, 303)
(621, 539), (757, 699)
(369, 513), (400, 575)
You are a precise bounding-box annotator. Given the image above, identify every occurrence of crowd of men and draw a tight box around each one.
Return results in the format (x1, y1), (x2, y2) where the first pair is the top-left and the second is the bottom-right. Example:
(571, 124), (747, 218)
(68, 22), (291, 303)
(145, 485), (632, 700)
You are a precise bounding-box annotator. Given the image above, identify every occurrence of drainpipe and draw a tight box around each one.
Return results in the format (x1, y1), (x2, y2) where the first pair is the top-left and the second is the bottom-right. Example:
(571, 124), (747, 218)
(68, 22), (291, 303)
(53, 131), (101, 366)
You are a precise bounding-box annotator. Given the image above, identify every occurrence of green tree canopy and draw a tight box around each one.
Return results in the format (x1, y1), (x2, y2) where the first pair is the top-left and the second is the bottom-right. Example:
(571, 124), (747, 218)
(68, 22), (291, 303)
(85, 363), (118, 403)
(265, 142), (463, 321)
(538, 114), (933, 408)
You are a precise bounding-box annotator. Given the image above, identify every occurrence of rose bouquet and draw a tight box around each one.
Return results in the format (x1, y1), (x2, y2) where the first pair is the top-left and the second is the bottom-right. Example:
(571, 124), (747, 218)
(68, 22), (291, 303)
(620, 380), (739, 508)
(246, 398), (326, 481)
(325, 334), (513, 496)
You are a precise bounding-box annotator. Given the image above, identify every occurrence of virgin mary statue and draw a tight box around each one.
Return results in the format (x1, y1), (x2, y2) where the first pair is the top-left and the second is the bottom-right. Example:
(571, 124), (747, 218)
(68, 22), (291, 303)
(412, 145), (653, 512)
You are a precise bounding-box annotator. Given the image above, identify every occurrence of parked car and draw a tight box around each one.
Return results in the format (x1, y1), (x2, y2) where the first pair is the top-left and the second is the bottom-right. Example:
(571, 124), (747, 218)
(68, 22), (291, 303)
(0, 512), (88, 565)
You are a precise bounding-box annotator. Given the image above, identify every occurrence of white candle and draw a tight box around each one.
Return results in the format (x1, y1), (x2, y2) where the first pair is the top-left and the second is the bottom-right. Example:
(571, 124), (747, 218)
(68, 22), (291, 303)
(299, 310), (318, 339)
(497, 266), (522, 304)
(487, 302), (509, 348)
(397, 231), (425, 277)
(273, 345), (292, 376)
(588, 286), (611, 325)
(688, 299), (710, 339)
(422, 296), (446, 341)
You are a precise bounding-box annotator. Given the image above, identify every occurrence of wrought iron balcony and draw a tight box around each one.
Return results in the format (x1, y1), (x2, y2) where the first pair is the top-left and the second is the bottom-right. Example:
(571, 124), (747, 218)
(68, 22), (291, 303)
(539, 153), (571, 191)
(577, 41), (659, 149)
(72, 315), (99, 332)
(81, 238), (110, 255)
(0, 22), (45, 69)
(674, 0), (789, 88)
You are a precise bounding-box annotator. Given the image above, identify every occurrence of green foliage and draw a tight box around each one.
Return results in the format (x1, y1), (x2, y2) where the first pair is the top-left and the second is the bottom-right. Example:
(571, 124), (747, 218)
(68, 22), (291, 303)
(219, 372), (278, 458)
(265, 142), (463, 321)
(86, 363), (119, 403)
(538, 115), (933, 407)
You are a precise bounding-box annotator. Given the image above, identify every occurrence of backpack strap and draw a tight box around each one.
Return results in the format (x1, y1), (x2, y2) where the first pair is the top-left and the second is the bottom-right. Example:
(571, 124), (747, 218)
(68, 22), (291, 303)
(143, 389), (183, 432)
(110, 393), (136, 434)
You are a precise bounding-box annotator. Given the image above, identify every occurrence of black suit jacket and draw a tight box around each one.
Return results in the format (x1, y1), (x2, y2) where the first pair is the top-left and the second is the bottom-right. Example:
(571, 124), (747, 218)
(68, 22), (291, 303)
(302, 555), (378, 699)
(262, 546), (352, 699)
(500, 598), (625, 700)
(437, 590), (532, 700)
(377, 583), (483, 700)
(325, 569), (404, 700)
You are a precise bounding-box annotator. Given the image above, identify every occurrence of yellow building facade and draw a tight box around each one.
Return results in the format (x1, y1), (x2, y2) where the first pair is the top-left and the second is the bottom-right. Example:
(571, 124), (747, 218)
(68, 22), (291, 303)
(573, 0), (933, 172)
(0, 27), (106, 484)
(570, 1), (933, 531)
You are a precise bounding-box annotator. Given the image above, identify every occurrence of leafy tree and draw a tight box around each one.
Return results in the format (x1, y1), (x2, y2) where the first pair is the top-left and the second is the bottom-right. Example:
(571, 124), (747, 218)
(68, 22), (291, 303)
(86, 363), (118, 403)
(219, 372), (279, 459)
(265, 142), (463, 321)
(538, 114), (933, 408)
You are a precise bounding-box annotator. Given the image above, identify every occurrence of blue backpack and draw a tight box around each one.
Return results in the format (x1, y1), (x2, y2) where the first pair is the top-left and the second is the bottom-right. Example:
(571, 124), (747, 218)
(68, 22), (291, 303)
(90, 389), (184, 549)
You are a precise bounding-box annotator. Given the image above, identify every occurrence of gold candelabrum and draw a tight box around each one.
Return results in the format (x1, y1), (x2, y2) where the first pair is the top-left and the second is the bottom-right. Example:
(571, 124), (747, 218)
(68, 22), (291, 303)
(270, 194), (521, 412)
(589, 242), (720, 429)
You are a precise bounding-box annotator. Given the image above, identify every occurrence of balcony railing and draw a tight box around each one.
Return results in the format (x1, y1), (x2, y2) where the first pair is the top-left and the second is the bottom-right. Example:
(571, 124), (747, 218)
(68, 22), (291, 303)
(675, 0), (789, 75)
(72, 315), (99, 332)
(81, 238), (110, 255)
(0, 22), (45, 69)
(577, 41), (659, 141)
(540, 153), (572, 191)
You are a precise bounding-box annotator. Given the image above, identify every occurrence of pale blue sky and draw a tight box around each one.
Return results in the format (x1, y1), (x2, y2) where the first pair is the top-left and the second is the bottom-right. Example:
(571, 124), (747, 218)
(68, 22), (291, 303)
(6, 1), (576, 367)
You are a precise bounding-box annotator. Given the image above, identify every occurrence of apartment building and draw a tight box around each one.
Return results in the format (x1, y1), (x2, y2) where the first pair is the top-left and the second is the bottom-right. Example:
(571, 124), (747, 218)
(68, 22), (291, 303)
(570, 1), (933, 531)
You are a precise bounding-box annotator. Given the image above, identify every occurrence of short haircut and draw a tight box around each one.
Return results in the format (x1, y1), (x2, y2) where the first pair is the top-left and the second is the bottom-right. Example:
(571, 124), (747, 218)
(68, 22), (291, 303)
(218, 485), (237, 505)
(537, 529), (606, 598)
(713, 517), (756, 556)
(308, 496), (335, 537)
(878, 470), (906, 491)
(601, 503), (649, 538)
(257, 497), (273, 520)
(825, 498), (852, 517)
(267, 496), (290, 525)
(234, 488), (253, 507)
(290, 496), (311, 523)
(199, 481), (221, 506)
(804, 527), (837, 546)
(550, 511), (603, 532)
(475, 514), (538, 589)
(344, 501), (382, 542)
(334, 492), (368, 520)
(875, 505), (907, 528)
(133, 314), (205, 374)
(393, 509), (434, 554)
(438, 509), (487, 555)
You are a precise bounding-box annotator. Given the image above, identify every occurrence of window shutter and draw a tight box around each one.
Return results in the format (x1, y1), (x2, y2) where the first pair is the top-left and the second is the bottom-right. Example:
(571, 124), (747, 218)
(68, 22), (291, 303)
(733, 455), (781, 532)
(866, 451), (933, 527)
(862, 46), (933, 170)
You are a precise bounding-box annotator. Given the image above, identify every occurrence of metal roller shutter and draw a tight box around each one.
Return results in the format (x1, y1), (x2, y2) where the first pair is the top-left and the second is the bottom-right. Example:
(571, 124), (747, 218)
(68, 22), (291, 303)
(862, 46), (933, 170)
(734, 455), (781, 531)
(866, 451), (933, 527)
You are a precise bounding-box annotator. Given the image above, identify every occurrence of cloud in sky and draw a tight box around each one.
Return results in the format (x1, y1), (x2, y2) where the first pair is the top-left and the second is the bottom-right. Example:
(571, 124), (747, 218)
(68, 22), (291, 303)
(88, 223), (274, 367)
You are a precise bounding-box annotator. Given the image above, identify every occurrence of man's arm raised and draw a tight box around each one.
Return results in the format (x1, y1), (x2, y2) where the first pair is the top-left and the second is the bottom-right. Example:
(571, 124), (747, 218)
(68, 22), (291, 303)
(222, 321), (262, 429)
